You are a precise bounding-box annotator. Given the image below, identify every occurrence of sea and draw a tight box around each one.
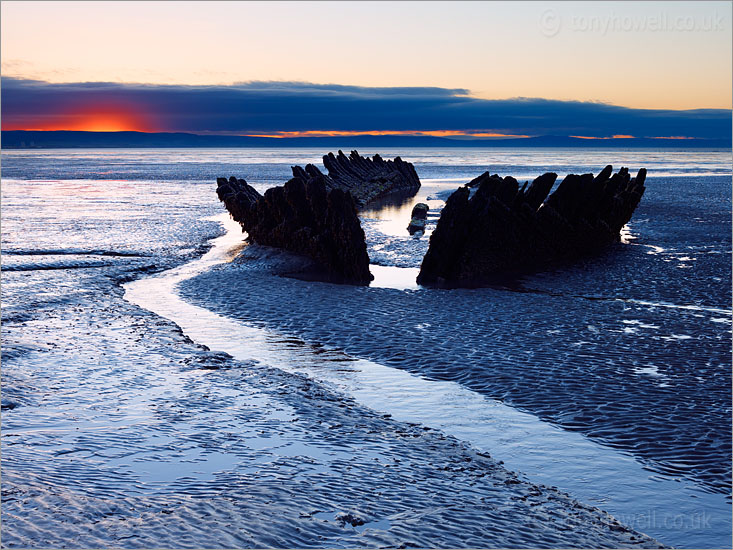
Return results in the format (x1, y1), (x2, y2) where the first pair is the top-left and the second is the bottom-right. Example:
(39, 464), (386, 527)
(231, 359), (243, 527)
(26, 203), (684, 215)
(1, 148), (731, 549)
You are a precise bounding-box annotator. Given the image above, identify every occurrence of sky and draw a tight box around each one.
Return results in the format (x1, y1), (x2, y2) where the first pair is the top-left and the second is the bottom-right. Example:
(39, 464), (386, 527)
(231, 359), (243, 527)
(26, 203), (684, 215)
(1, 1), (731, 138)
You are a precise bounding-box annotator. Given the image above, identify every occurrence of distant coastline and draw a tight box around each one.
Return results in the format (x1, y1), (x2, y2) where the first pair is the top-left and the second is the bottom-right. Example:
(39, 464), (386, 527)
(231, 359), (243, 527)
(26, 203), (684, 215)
(3, 130), (731, 149)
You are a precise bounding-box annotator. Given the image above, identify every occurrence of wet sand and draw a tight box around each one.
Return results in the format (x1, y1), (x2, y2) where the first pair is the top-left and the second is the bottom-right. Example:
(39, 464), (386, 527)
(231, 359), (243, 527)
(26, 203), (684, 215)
(1, 178), (664, 548)
(139, 216), (730, 548)
(2, 150), (730, 548)
(1, 249), (661, 549)
(182, 241), (731, 495)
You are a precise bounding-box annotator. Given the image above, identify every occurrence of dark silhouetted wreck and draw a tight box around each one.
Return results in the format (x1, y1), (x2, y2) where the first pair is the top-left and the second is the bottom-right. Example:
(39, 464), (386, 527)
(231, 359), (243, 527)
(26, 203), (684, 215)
(417, 166), (646, 287)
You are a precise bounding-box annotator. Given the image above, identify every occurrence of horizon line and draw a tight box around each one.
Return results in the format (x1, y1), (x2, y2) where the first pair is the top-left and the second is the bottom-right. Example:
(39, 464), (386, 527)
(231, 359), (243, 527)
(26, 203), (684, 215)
(3, 129), (729, 142)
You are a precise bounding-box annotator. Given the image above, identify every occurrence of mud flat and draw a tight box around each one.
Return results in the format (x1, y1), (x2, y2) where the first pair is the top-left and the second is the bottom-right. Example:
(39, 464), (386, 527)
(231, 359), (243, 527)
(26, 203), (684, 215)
(179, 216), (731, 549)
(2, 149), (730, 549)
(2, 178), (661, 548)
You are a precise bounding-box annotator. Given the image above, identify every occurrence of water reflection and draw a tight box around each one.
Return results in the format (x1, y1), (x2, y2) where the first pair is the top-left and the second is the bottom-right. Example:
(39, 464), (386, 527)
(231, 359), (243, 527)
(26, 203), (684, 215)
(369, 265), (420, 290)
(360, 180), (457, 238)
(127, 214), (731, 549)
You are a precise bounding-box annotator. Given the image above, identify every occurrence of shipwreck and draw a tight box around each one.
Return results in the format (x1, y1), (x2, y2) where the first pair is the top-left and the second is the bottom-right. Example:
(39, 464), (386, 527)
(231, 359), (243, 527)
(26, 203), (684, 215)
(216, 150), (421, 285)
(217, 152), (646, 288)
(418, 166), (646, 287)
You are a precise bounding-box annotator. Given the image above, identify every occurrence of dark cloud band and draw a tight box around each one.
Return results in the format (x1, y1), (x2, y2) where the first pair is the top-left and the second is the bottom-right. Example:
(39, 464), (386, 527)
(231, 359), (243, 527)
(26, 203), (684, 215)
(2, 77), (730, 139)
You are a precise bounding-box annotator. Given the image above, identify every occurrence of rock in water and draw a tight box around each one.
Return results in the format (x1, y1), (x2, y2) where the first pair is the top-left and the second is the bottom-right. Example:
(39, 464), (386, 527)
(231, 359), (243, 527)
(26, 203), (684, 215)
(407, 202), (429, 234)
(417, 166), (646, 287)
(291, 150), (421, 207)
(216, 174), (373, 285)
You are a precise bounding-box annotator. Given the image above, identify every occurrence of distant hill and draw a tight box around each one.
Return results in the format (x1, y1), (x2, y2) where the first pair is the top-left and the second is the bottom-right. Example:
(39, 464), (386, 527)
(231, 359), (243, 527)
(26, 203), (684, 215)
(2, 130), (730, 149)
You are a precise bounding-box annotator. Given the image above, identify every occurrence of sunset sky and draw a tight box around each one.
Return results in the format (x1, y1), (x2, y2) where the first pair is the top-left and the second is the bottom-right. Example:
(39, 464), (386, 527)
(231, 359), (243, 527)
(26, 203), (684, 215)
(2, 1), (731, 138)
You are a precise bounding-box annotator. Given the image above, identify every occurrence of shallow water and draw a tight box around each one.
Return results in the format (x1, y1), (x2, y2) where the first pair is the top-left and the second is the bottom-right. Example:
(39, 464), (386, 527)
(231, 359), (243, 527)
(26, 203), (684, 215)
(2, 147), (731, 548)
(135, 213), (730, 548)
(2, 147), (730, 181)
(0, 188), (658, 550)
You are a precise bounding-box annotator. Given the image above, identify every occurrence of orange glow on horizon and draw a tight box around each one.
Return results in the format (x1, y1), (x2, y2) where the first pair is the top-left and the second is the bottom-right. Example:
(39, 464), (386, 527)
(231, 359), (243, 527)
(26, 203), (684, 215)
(570, 134), (636, 140)
(2, 103), (156, 133)
(242, 130), (531, 139)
